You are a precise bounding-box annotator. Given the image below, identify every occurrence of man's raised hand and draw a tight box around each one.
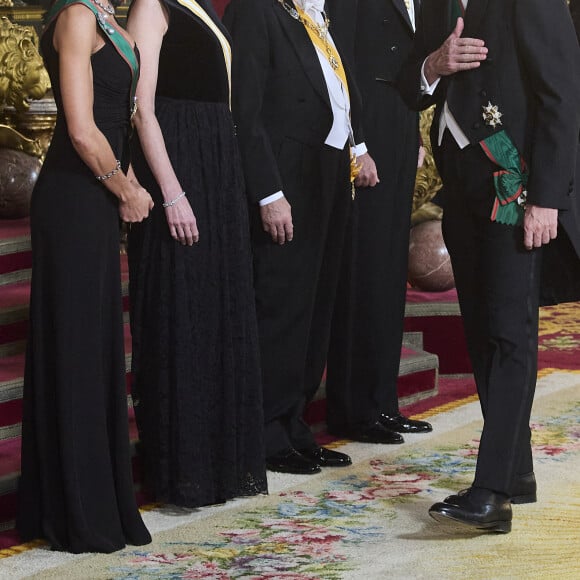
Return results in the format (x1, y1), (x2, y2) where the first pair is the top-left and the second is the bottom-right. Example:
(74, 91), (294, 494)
(424, 17), (487, 85)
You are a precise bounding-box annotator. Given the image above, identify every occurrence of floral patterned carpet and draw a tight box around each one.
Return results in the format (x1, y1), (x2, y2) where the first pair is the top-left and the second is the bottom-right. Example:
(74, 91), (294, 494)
(538, 301), (580, 371)
(1, 302), (579, 579)
(1, 372), (578, 579)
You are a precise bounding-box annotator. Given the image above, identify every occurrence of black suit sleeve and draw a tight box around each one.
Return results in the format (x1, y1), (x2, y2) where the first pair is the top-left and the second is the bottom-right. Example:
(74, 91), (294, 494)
(223, 0), (283, 203)
(514, 0), (580, 208)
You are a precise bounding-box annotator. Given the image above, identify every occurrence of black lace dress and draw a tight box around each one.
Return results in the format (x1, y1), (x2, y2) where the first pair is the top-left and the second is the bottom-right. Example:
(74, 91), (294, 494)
(128, 0), (267, 507)
(18, 9), (151, 553)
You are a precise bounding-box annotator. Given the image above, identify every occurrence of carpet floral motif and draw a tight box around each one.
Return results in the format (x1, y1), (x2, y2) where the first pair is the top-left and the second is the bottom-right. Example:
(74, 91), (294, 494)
(539, 303), (580, 352)
(109, 402), (580, 580)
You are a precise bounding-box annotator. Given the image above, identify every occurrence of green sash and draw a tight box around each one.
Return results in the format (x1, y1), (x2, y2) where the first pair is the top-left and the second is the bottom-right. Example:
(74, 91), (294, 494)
(44, 0), (139, 116)
(450, 0), (465, 25)
(480, 130), (528, 227)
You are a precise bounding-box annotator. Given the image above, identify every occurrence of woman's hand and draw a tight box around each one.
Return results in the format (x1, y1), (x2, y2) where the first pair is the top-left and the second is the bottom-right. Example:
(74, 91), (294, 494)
(165, 196), (199, 245)
(118, 183), (154, 223)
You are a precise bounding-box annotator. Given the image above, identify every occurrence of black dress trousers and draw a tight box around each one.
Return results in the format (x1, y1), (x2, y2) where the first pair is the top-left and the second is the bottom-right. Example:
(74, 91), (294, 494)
(437, 133), (540, 495)
(251, 143), (352, 457)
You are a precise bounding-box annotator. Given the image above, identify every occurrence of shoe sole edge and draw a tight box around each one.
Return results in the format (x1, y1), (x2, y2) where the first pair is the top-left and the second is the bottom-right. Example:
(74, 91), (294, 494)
(265, 466), (322, 475)
(429, 509), (512, 534)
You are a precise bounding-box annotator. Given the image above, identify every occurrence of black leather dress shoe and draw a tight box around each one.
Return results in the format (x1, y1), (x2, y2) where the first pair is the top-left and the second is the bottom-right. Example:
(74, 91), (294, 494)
(429, 487), (512, 533)
(329, 421), (404, 444)
(266, 448), (321, 475)
(445, 472), (537, 506)
(379, 412), (433, 434)
(297, 446), (352, 467)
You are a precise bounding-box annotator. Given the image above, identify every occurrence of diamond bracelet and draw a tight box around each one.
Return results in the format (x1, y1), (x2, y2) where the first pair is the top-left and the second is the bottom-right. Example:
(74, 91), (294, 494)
(162, 191), (186, 208)
(95, 159), (121, 181)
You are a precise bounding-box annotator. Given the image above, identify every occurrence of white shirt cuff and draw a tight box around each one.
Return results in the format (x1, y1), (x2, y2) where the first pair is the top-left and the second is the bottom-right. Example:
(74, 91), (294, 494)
(420, 59), (441, 95)
(259, 191), (284, 206)
(353, 142), (367, 157)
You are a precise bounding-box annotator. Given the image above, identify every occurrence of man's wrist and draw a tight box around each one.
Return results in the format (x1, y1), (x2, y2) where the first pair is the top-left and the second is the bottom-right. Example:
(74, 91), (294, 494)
(422, 55), (440, 89)
(259, 191), (284, 206)
(353, 143), (367, 157)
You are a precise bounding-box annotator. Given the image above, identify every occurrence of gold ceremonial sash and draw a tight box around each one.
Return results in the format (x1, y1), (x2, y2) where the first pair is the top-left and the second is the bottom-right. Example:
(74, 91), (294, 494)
(293, 4), (350, 102)
(279, 1), (360, 197)
(176, 0), (232, 108)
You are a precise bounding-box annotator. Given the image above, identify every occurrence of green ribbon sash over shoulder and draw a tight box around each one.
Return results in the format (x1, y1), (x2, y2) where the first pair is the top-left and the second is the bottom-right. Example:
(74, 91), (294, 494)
(44, 0), (139, 116)
(479, 130), (528, 227)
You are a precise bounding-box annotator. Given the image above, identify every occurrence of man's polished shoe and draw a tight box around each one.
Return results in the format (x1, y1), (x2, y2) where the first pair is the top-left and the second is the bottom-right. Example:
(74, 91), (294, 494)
(429, 487), (512, 533)
(266, 448), (321, 475)
(297, 446), (352, 467)
(329, 421), (404, 444)
(379, 412), (433, 434)
(445, 472), (537, 505)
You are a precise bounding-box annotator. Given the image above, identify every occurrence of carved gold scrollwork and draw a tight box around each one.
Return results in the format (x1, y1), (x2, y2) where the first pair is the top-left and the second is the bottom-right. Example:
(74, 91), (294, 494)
(0, 16), (50, 113)
(0, 123), (43, 157)
(412, 106), (443, 224)
(0, 16), (53, 159)
(9, 96), (58, 161)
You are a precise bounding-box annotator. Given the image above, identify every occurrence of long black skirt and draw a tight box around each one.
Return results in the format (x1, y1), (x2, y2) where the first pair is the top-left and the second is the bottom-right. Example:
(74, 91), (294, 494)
(128, 99), (267, 507)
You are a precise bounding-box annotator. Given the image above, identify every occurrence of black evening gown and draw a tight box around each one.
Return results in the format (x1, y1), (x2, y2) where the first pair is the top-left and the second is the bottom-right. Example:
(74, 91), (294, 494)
(128, 0), (267, 507)
(17, 21), (151, 553)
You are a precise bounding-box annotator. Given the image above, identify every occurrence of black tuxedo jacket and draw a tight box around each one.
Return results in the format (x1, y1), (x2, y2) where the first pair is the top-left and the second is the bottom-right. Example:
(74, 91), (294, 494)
(399, 0), (580, 214)
(223, 0), (364, 203)
(328, 0), (418, 95)
(327, 0), (419, 189)
(399, 0), (580, 302)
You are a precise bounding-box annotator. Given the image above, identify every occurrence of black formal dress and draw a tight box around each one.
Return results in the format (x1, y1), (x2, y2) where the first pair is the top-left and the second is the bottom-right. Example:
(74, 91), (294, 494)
(326, 0), (420, 430)
(18, 3), (151, 553)
(128, 0), (267, 507)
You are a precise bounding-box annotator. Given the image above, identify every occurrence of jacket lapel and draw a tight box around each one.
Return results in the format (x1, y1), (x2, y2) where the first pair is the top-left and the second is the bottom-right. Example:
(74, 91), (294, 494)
(392, 0), (413, 33)
(273, 0), (332, 109)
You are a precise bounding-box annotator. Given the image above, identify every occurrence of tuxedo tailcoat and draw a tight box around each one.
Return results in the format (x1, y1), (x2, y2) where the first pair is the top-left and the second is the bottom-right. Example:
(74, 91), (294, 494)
(398, 0), (580, 495)
(325, 0), (421, 429)
(224, 0), (364, 456)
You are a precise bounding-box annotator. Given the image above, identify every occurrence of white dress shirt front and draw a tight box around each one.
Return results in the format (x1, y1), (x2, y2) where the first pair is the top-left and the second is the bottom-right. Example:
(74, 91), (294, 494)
(300, 0), (352, 151)
(404, 0), (416, 32)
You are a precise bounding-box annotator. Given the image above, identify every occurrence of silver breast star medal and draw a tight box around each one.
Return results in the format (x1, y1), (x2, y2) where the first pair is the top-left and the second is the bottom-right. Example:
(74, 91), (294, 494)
(482, 101), (503, 128)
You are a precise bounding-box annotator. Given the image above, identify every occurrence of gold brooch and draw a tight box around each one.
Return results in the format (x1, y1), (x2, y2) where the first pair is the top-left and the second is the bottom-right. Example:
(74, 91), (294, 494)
(482, 101), (503, 128)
